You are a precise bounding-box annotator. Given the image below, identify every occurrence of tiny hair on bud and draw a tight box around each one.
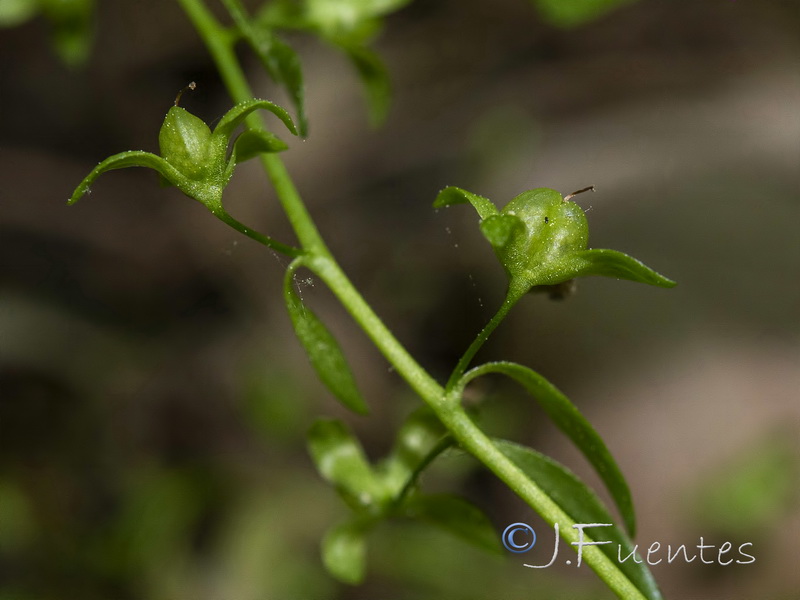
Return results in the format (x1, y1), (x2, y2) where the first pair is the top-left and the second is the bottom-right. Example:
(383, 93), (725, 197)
(174, 81), (197, 107)
(564, 186), (595, 202)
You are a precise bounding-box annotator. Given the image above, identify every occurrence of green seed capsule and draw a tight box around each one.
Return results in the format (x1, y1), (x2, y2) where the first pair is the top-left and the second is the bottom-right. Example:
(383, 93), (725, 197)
(158, 105), (213, 181)
(492, 188), (589, 286)
(433, 184), (675, 294)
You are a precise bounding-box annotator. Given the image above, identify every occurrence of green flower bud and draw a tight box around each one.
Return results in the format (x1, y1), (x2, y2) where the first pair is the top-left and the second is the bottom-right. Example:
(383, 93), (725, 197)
(69, 87), (298, 213)
(434, 185), (676, 296)
(158, 105), (214, 181)
(490, 187), (589, 287)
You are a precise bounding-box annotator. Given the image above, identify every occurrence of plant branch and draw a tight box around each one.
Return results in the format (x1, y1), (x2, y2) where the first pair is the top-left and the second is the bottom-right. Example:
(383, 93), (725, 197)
(436, 408), (648, 600)
(446, 281), (528, 392)
(176, 2), (651, 597)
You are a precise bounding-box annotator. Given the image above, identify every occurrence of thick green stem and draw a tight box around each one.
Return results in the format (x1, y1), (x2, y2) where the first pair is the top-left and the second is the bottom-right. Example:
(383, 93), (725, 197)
(176, 1), (649, 597)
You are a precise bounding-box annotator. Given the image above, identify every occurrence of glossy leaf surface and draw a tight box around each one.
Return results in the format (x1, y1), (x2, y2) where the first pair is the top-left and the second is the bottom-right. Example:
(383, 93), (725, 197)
(159, 106), (214, 180)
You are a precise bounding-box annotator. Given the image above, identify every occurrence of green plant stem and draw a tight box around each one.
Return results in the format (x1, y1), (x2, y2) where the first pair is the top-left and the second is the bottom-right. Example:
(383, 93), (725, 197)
(445, 281), (528, 392)
(436, 408), (647, 600)
(215, 209), (302, 257)
(177, 1), (648, 597)
(307, 255), (442, 401)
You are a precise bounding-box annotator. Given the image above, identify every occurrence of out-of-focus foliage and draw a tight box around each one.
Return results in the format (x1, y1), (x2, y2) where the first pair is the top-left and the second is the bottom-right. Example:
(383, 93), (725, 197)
(0, 0), (95, 66)
(255, 0), (405, 126)
(689, 431), (799, 539)
(531, 0), (638, 28)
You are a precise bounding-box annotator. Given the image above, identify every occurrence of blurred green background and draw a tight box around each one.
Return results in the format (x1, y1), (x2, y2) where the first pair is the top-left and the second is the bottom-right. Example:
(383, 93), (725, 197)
(1, 0), (799, 599)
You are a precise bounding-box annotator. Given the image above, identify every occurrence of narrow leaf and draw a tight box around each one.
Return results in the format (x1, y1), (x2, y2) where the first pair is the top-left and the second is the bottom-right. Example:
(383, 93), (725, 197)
(214, 98), (298, 139)
(573, 249), (676, 288)
(480, 214), (524, 248)
(232, 129), (288, 163)
(307, 419), (386, 505)
(380, 407), (451, 496)
(228, 0), (309, 137)
(322, 519), (371, 584)
(284, 265), (368, 415)
(69, 151), (185, 205)
(433, 186), (498, 220)
(404, 494), (502, 554)
(461, 361), (636, 535)
(265, 36), (308, 136)
(496, 440), (663, 600)
(342, 44), (391, 127)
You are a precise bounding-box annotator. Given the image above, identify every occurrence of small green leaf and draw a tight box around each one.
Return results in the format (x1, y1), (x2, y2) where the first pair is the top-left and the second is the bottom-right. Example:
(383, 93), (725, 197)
(0, 0), (38, 27)
(572, 249), (676, 288)
(232, 129), (288, 163)
(460, 361), (636, 536)
(532, 0), (638, 28)
(214, 98), (298, 139)
(403, 494), (502, 554)
(496, 440), (663, 600)
(380, 407), (450, 496)
(284, 265), (368, 415)
(307, 419), (385, 505)
(321, 519), (371, 584)
(227, 0), (309, 136)
(479, 214), (524, 248)
(264, 36), (308, 136)
(68, 151), (186, 205)
(159, 106), (214, 180)
(342, 44), (391, 127)
(433, 186), (498, 220)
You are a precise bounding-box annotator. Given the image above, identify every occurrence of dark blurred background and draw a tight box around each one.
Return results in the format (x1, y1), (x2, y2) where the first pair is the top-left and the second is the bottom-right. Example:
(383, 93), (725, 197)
(1, 1), (799, 599)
